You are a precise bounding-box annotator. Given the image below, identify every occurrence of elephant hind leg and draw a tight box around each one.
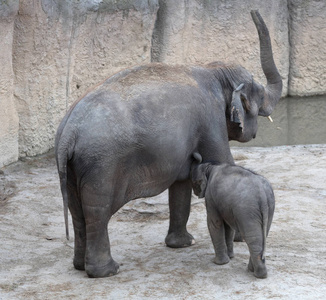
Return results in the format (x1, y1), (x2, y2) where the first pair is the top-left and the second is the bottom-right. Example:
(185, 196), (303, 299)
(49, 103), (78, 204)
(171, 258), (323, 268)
(205, 204), (230, 265)
(66, 168), (86, 271)
(81, 185), (119, 278)
(71, 217), (86, 271)
(245, 232), (267, 278)
(84, 221), (119, 278)
(224, 223), (235, 259)
(248, 255), (267, 279)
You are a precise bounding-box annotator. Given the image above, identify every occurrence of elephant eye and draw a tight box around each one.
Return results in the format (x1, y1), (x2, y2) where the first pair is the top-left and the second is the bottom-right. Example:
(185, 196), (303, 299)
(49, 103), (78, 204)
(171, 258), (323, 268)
(240, 94), (251, 112)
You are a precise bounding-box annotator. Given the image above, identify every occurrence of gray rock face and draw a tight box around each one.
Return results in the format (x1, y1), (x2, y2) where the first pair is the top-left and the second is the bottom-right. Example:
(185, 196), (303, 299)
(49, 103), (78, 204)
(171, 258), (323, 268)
(12, 0), (159, 159)
(0, 0), (19, 167)
(0, 0), (325, 167)
(288, 0), (326, 96)
(151, 0), (289, 96)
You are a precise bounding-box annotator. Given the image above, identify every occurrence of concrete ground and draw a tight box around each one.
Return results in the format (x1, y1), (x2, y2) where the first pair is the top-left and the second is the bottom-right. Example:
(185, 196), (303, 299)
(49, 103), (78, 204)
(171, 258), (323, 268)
(0, 145), (325, 299)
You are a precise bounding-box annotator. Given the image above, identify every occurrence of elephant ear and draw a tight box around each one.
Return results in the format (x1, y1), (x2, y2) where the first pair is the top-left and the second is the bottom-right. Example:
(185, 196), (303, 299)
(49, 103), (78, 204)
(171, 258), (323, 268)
(193, 176), (207, 199)
(191, 163), (210, 199)
(230, 83), (245, 132)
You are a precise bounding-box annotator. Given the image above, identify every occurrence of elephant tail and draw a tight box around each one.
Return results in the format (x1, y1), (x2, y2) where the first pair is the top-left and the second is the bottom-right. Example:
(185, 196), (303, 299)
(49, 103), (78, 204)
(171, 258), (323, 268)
(58, 161), (70, 241)
(55, 127), (75, 241)
(262, 188), (274, 262)
(261, 206), (268, 262)
(261, 179), (275, 262)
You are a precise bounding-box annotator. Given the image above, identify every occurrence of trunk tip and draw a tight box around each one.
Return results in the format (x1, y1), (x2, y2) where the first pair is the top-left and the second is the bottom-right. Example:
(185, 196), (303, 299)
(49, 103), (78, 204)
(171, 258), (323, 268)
(250, 10), (264, 27)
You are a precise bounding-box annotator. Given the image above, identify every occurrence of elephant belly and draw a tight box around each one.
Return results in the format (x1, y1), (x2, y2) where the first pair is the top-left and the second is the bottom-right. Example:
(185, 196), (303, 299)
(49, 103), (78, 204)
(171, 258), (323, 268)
(74, 151), (189, 206)
(125, 158), (188, 200)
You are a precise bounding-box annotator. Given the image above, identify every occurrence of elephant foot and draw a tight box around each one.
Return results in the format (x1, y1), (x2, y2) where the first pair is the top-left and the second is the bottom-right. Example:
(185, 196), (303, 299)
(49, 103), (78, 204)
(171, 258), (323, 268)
(252, 265), (268, 279)
(248, 260), (267, 279)
(254, 269), (267, 279)
(73, 250), (86, 271)
(165, 231), (195, 248)
(85, 259), (120, 278)
(73, 258), (85, 271)
(228, 250), (234, 259)
(213, 254), (230, 265)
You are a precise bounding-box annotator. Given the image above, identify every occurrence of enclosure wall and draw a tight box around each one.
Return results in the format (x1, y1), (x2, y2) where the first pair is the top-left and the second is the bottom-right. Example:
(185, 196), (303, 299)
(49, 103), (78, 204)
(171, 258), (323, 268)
(0, 0), (325, 167)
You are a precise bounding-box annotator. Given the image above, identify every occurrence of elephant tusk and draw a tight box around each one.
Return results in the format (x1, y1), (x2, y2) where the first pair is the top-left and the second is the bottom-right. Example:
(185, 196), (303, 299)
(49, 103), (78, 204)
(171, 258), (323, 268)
(267, 115), (273, 123)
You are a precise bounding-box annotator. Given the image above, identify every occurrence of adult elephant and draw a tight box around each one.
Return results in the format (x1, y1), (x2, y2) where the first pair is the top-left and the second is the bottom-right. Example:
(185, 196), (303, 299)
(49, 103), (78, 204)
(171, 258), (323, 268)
(55, 11), (282, 278)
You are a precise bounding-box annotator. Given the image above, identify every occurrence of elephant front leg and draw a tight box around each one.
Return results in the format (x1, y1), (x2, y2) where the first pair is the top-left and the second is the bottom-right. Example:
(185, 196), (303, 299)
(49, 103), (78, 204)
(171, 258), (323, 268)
(165, 180), (195, 248)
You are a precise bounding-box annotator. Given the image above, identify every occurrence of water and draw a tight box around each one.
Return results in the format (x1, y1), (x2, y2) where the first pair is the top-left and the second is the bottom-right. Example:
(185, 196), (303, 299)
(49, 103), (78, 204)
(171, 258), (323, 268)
(231, 95), (326, 147)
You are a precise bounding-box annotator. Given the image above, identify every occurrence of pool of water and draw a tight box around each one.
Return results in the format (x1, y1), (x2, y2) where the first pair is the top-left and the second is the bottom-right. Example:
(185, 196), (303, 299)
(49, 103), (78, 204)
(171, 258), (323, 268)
(230, 95), (326, 147)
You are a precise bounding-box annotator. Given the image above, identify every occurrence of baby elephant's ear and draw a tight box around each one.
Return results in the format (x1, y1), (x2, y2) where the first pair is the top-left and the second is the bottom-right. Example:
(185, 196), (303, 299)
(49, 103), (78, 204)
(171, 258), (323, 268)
(197, 177), (207, 198)
(230, 83), (245, 132)
(191, 164), (208, 198)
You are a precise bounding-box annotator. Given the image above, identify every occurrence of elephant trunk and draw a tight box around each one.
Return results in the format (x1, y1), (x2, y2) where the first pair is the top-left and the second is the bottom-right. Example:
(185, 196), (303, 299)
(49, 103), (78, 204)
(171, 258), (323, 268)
(251, 10), (283, 117)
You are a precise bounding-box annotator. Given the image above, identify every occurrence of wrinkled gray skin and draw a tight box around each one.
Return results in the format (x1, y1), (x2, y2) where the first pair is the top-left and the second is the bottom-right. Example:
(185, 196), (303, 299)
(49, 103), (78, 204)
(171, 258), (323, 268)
(191, 158), (275, 279)
(55, 11), (282, 278)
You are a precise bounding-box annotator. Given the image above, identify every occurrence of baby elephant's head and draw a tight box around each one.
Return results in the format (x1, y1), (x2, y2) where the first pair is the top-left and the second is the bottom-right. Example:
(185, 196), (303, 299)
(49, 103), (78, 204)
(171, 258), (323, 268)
(191, 153), (210, 198)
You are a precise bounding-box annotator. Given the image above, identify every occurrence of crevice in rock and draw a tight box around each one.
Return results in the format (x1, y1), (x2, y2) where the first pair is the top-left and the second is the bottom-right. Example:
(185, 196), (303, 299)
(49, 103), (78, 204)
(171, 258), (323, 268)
(65, 16), (76, 112)
(151, 0), (167, 62)
(287, 0), (293, 97)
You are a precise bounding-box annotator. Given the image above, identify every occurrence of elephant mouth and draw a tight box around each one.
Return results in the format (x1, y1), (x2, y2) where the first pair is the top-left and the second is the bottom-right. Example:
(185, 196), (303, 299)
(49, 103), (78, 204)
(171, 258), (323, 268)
(237, 134), (255, 143)
(235, 129), (257, 143)
(227, 120), (256, 143)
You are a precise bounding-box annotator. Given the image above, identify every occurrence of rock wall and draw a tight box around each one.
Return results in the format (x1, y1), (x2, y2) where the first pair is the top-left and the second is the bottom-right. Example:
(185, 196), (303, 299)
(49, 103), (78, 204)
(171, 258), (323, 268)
(151, 0), (289, 96)
(12, 0), (159, 158)
(288, 0), (326, 96)
(0, 1), (19, 167)
(0, 0), (326, 167)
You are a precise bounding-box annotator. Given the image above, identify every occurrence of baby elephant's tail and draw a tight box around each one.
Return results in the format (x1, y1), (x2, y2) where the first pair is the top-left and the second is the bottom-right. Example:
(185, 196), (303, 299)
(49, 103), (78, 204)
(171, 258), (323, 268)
(261, 185), (275, 261)
(261, 206), (269, 262)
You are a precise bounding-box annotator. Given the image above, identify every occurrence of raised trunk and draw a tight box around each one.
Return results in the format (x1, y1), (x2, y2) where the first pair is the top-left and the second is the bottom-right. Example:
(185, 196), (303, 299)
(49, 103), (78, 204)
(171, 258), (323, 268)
(251, 10), (283, 116)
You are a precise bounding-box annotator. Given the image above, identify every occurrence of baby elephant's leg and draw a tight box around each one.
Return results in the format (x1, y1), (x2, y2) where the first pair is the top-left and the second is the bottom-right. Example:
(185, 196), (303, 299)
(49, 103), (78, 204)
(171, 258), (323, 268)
(206, 206), (230, 265)
(248, 254), (267, 279)
(246, 232), (268, 278)
(224, 223), (235, 259)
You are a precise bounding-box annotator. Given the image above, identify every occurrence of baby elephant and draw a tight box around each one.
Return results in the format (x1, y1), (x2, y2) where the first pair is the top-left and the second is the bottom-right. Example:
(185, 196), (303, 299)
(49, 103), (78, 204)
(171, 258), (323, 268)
(191, 155), (275, 278)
